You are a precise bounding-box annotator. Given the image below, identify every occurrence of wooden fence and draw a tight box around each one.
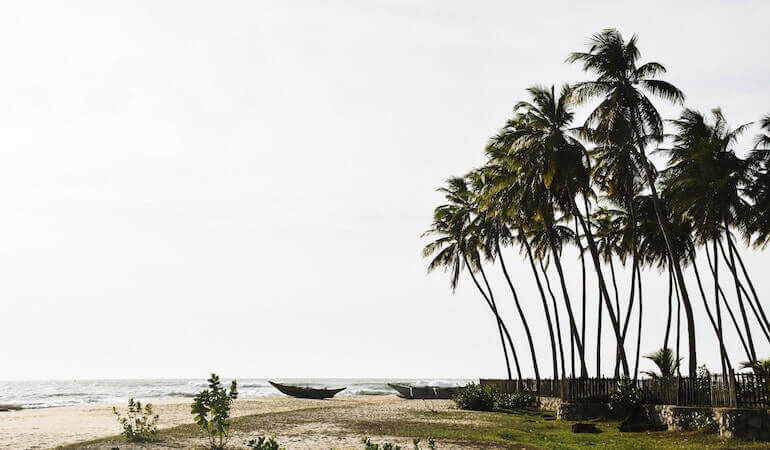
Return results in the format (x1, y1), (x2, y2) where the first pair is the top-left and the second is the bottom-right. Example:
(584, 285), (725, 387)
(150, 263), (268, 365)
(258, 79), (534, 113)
(480, 372), (769, 409)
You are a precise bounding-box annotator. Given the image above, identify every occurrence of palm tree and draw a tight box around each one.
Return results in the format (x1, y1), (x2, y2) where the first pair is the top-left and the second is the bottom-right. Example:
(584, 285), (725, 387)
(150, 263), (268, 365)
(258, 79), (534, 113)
(568, 29), (700, 379)
(662, 108), (760, 361)
(642, 347), (681, 378)
(502, 84), (634, 377)
(423, 176), (520, 379)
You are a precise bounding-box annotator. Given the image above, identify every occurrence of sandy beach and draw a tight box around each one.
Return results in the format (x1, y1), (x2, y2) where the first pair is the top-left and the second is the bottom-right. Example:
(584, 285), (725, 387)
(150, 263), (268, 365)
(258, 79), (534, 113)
(0, 395), (474, 449)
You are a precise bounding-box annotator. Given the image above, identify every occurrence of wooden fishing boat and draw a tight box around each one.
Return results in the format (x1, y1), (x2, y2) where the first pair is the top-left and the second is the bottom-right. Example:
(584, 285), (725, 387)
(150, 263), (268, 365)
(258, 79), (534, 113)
(388, 383), (461, 399)
(268, 381), (346, 399)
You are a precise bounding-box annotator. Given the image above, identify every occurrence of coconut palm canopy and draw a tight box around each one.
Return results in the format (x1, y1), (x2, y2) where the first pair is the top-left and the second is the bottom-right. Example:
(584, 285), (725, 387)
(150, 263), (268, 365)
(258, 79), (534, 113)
(424, 28), (770, 380)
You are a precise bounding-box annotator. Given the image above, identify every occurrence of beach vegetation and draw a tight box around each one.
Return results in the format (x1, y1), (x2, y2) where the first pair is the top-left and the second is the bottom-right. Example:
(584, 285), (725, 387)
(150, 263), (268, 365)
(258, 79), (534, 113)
(361, 436), (436, 450)
(246, 435), (284, 450)
(451, 383), (497, 411)
(607, 377), (642, 417)
(191, 373), (239, 450)
(112, 398), (159, 442)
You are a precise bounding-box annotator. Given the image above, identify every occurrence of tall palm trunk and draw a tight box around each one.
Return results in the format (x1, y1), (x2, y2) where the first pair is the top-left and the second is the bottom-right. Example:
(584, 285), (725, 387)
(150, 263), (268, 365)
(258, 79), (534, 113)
(728, 239), (770, 334)
(718, 228), (757, 361)
(543, 212), (588, 378)
(540, 258), (567, 379)
(691, 252), (732, 373)
(706, 246), (753, 360)
(496, 240), (541, 382)
(719, 236), (770, 344)
(634, 264), (643, 380)
(616, 253), (636, 378)
(675, 275), (681, 377)
(546, 224), (588, 377)
(663, 263), (673, 349)
(463, 254), (514, 380)
(596, 286), (603, 377)
(520, 229), (559, 380)
(478, 261), (523, 380)
(568, 196), (630, 376)
(575, 217), (587, 379)
(629, 117), (697, 378)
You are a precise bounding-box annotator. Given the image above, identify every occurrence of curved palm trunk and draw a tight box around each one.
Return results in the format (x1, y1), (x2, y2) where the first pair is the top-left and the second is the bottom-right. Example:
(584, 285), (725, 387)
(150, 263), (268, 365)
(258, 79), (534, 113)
(540, 258), (567, 379)
(520, 230), (559, 380)
(663, 263), (673, 349)
(691, 252), (732, 373)
(478, 261), (523, 380)
(634, 264), (643, 380)
(630, 130), (697, 379)
(568, 197), (630, 377)
(544, 215), (588, 378)
(718, 231), (757, 360)
(496, 240), (541, 382)
(463, 254), (514, 380)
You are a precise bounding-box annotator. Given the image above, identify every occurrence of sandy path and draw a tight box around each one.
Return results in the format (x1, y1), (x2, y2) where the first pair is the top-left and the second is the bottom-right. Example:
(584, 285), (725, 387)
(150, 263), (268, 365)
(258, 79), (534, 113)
(0, 396), (358, 449)
(0, 395), (469, 450)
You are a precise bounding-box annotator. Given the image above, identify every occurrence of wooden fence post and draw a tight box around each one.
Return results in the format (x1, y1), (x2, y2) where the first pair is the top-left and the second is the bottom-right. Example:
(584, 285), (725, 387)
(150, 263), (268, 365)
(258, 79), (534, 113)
(728, 368), (737, 408)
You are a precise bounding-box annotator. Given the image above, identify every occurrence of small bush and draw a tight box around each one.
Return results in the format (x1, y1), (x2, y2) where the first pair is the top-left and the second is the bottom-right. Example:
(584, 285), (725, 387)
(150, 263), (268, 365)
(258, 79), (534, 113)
(608, 377), (642, 417)
(247, 435), (284, 450)
(191, 373), (239, 450)
(361, 436), (436, 450)
(113, 398), (159, 442)
(683, 411), (718, 433)
(452, 383), (497, 411)
(496, 390), (535, 409)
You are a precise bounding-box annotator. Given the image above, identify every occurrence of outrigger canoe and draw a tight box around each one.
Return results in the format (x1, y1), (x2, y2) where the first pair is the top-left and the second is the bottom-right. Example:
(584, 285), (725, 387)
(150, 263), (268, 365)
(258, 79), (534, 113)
(268, 381), (346, 399)
(388, 383), (461, 399)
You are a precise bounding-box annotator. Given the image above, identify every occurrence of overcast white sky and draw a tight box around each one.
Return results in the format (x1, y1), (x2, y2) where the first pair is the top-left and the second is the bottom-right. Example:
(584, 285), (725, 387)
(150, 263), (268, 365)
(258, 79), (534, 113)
(1, 1), (768, 380)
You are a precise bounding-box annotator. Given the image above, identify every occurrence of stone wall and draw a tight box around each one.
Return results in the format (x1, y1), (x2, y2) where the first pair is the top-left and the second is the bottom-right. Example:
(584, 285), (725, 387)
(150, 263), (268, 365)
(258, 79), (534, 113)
(643, 404), (769, 441)
(537, 397), (608, 421)
(714, 407), (770, 441)
(538, 399), (770, 441)
(538, 396), (562, 412)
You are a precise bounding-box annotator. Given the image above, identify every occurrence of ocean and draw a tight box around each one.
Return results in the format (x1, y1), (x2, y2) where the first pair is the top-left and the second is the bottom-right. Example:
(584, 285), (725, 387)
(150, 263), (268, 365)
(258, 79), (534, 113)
(0, 378), (471, 409)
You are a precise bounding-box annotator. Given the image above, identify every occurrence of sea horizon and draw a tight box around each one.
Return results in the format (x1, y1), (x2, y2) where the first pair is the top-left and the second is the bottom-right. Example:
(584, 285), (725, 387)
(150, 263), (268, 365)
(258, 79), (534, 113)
(0, 378), (473, 409)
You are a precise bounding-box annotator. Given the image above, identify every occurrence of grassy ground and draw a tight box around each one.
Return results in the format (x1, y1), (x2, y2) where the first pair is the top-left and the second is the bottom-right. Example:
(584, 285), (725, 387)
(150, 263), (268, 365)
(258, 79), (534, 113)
(59, 401), (770, 449)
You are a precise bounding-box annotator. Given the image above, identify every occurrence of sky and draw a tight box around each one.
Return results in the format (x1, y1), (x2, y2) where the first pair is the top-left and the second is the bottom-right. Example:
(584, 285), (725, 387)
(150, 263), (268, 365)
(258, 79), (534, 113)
(0, 0), (768, 380)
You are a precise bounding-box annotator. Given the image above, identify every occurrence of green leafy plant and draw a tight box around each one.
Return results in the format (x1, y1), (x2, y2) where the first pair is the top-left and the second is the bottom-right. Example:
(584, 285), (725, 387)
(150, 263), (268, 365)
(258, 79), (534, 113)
(495, 390), (535, 409)
(689, 411), (718, 433)
(191, 373), (239, 450)
(452, 383), (497, 411)
(361, 436), (436, 450)
(112, 398), (159, 442)
(608, 377), (642, 417)
(246, 435), (284, 450)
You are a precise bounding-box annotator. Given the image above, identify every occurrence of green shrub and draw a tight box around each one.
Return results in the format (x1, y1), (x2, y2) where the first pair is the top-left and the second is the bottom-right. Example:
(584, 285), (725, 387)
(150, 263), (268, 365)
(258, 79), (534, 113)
(191, 373), (239, 450)
(452, 383), (497, 411)
(361, 436), (436, 450)
(685, 411), (719, 433)
(112, 398), (159, 442)
(496, 390), (535, 409)
(607, 377), (642, 417)
(247, 435), (284, 450)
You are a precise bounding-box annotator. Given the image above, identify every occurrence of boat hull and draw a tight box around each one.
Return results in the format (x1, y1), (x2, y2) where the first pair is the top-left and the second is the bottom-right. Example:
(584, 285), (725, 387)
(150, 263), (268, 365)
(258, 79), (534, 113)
(269, 381), (346, 399)
(388, 383), (460, 399)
